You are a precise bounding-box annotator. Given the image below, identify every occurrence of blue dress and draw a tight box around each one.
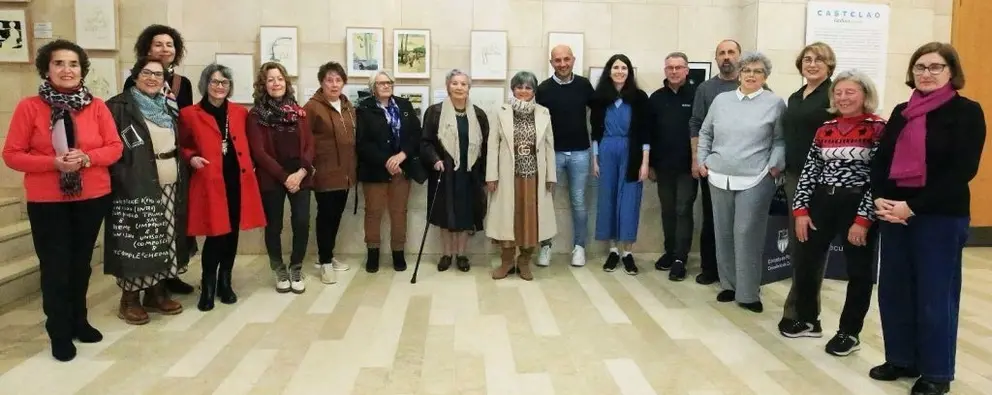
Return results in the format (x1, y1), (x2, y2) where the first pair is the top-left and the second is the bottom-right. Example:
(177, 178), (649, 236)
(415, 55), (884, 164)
(595, 99), (643, 242)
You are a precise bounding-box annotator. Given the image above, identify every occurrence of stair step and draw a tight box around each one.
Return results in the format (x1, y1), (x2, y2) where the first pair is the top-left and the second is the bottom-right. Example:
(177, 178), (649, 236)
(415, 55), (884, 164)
(0, 255), (40, 307)
(0, 221), (33, 264)
(0, 197), (21, 228)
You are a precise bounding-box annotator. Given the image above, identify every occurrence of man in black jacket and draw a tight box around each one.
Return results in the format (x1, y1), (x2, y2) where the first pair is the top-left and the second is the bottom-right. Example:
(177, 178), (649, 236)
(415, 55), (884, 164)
(648, 52), (698, 281)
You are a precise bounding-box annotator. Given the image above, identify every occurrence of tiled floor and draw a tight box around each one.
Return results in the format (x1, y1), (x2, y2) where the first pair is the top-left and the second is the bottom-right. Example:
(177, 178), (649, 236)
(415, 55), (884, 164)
(1, 249), (991, 395)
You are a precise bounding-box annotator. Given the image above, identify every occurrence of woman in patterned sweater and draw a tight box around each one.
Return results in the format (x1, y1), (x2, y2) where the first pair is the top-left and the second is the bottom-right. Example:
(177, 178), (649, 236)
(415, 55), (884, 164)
(782, 70), (885, 357)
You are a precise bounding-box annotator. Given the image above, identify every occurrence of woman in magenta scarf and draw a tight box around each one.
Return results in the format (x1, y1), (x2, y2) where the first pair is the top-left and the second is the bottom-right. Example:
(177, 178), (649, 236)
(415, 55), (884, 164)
(868, 42), (986, 395)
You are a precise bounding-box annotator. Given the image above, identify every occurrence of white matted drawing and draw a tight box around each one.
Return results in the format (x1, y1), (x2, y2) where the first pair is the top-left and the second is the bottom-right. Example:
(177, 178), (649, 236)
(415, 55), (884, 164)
(343, 84), (370, 104)
(470, 31), (507, 81)
(547, 32), (583, 79)
(470, 86), (506, 118)
(393, 29), (430, 79)
(0, 7), (30, 63)
(259, 26), (298, 77)
(74, 0), (116, 50)
(393, 85), (430, 120)
(346, 27), (383, 78)
(214, 53), (254, 104)
(87, 57), (118, 99)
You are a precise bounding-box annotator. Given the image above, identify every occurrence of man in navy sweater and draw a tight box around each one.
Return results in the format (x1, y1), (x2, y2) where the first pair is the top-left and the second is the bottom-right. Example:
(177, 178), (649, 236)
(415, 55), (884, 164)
(536, 45), (595, 267)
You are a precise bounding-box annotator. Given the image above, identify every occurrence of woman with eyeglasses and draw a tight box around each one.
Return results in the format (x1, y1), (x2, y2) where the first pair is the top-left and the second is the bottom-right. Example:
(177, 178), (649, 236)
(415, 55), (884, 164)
(104, 57), (188, 326)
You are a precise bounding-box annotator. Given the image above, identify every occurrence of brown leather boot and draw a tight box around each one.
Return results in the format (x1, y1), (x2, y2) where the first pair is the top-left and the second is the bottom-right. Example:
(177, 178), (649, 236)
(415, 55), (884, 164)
(118, 291), (150, 325)
(517, 247), (534, 281)
(142, 283), (184, 315)
(492, 247), (517, 280)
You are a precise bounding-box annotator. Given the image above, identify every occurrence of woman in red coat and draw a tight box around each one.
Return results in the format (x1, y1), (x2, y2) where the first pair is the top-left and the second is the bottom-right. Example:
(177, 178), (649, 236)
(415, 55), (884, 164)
(178, 63), (265, 312)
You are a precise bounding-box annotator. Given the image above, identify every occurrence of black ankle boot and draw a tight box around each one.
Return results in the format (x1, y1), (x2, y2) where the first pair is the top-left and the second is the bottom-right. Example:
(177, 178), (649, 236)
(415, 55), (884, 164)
(393, 250), (407, 272)
(366, 248), (380, 273)
(216, 270), (237, 304)
(911, 378), (950, 395)
(51, 338), (76, 362)
(163, 277), (195, 295)
(198, 275), (217, 312)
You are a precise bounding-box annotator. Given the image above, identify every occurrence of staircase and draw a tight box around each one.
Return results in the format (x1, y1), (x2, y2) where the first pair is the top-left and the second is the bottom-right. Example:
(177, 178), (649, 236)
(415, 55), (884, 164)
(0, 196), (37, 307)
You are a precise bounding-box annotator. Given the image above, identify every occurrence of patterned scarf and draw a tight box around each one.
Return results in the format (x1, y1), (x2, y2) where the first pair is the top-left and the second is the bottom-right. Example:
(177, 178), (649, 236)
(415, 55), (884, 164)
(38, 80), (93, 198)
(378, 97), (402, 150)
(130, 86), (173, 129)
(509, 96), (536, 115)
(250, 94), (305, 132)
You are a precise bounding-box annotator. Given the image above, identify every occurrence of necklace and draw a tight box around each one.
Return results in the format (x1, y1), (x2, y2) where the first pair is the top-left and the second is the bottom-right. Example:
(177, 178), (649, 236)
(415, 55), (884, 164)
(220, 114), (230, 155)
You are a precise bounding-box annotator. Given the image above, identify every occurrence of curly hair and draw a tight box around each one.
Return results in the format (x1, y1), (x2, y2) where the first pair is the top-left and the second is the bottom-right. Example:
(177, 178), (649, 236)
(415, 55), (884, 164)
(133, 24), (186, 66)
(34, 39), (90, 81)
(253, 62), (296, 104)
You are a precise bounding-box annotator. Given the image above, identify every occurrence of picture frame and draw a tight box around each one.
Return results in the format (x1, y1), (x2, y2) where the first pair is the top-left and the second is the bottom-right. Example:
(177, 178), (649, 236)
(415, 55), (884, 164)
(343, 83), (370, 104)
(688, 62), (712, 86)
(259, 26), (299, 77)
(0, 6), (31, 63)
(470, 86), (506, 117)
(345, 27), (384, 78)
(547, 32), (583, 79)
(470, 30), (507, 81)
(74, 0), (117, 50)
(86, 57), (118, 100)
(214, 53), (255, 104)
(392, 85), (430, 120)
(393, 29), (431, 79)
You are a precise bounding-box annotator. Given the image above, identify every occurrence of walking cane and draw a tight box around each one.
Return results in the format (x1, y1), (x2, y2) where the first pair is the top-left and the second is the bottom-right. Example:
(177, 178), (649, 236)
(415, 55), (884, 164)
(411, 173), (443, 284)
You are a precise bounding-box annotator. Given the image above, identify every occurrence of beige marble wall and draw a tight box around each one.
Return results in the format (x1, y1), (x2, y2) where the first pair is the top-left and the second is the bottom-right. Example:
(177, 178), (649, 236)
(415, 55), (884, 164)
(0, 0), (953, 256)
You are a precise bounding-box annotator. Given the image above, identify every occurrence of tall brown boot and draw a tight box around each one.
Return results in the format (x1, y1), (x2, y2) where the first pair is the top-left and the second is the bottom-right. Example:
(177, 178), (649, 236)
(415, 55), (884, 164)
(492, 247), (517, 280)
(142, 283), (184, 315)
(517, 247), (535, 281)
(118, 291), (150, 325)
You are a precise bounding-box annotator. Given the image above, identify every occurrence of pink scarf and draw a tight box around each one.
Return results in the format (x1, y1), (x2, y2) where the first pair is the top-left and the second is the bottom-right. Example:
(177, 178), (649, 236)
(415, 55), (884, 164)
(888, 84), (956, 187)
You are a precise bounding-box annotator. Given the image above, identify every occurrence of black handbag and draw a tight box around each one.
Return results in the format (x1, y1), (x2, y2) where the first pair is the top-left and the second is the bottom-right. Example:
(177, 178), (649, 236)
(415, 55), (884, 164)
(404, 156), (428, 184)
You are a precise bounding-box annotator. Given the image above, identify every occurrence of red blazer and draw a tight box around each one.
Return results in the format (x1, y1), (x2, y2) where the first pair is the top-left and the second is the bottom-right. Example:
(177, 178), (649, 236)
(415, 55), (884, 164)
(178, 102), (266, 237)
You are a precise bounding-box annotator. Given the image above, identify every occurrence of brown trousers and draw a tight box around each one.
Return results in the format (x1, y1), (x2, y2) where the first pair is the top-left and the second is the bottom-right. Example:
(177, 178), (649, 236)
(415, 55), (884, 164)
(363, 175), (411, 250)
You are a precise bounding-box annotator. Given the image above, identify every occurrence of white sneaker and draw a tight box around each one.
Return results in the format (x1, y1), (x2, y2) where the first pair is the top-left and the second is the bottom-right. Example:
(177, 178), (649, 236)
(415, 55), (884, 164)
(320, 264), (337, 284)
(289, 267), (306, 294)
(331, 257), (350, 271)
(536, 245), (551, 267)
(571, 246), (586, 267)
(274, 267), (291, 293)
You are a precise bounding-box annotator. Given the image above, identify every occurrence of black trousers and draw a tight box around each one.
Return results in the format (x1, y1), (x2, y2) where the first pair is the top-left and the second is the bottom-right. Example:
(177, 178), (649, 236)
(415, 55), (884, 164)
(202, 162), (242, 279)
(27, 195), (111, 341)
(793, 187), (876, 335)
(261, 188), (312, 269)
(698, 178), (718, 277)
(656, 169), (698, 260)
(314, 189), (349, 264)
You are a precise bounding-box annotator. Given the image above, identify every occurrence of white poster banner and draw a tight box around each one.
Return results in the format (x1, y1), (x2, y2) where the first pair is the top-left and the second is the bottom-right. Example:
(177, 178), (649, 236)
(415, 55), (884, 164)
(805, 2), (890, 113)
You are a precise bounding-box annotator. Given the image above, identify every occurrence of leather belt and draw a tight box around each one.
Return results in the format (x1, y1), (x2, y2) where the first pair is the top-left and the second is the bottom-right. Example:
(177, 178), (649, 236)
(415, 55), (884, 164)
(817, 185), (862, 195)
(155, 150), (177, 160)
(515, 144), (534, 156)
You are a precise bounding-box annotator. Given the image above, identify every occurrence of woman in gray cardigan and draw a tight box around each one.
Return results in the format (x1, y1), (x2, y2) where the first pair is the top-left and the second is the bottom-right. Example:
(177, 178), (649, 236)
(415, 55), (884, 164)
(697, 51), (786, 313)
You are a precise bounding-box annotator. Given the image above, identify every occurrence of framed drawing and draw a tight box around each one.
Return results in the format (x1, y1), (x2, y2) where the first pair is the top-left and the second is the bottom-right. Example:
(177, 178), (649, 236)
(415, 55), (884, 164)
(0, 7), (30, 63)
(470, 30), (507, 81)
(343, 84), (370, 104)
(393, 85), (430, 120)
(688, 62), (712, 87)
(74, 0), (117, 50)
(259, 26), (299, 77)
(345, 27), (383, 78)
(214, 53), (254, 104)
(547, 32), (583, 79)
(470, 86), (506, 117)
(86, 57), (118, 99)
(393, 29), (430, 79)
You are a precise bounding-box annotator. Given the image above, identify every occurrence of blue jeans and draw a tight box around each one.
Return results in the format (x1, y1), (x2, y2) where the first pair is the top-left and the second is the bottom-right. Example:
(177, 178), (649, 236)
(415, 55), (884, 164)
(555, 149), (590, 248)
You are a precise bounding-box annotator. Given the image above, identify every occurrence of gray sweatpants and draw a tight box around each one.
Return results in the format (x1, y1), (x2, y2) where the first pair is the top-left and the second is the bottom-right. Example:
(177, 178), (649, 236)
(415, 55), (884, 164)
(709, 175), (776, 303)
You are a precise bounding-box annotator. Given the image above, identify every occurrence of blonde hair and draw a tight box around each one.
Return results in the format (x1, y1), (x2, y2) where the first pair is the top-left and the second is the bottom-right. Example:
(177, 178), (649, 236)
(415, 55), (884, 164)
(828, 70), (879, 115)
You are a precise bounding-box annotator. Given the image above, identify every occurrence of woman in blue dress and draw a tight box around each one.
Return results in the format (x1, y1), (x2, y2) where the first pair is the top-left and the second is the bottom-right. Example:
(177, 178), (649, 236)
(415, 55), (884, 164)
(590, 54), (653, 275)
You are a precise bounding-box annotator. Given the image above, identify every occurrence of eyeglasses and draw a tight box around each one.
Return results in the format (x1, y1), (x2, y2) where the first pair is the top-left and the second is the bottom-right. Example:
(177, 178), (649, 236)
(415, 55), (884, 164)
(912, 63), (947, 75)
(802, 57), (826, 66)
(210, 79), (231, 87)
(139, 69), (164, 79)
(741, 68), (766, 76)
(375, 81), (394, 87)
(665, 66), (686, 72)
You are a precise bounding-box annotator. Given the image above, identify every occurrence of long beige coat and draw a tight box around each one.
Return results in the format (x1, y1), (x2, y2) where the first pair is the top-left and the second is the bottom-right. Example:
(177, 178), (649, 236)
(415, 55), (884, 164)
(484, 103), (557, 242)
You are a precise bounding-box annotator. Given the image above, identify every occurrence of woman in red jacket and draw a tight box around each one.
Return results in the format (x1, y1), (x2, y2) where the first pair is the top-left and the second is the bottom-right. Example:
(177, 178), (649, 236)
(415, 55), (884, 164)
(178, 63), (266, 312)
(2, 40), (123, 362)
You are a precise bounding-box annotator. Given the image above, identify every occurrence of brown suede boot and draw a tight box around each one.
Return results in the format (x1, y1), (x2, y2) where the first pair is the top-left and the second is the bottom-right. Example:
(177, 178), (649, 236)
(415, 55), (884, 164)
(118, 291), (150, 325)
(142, 283), (184, 315)
(517, 247), (534, 281)
(492, 247), (517, 280)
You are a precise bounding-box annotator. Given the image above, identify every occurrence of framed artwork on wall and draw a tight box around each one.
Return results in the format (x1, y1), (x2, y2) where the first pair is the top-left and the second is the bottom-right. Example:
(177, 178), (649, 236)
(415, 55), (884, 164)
(688, 61), (712, 86)
(393, 29), (430, 79)
(343, 83), (370, 104)
(470, 30), (507, 81)
(259, 26), (299, 77)
(86, 57), (118, 99)
(470, 86), (506, 118)
(74, 0), (117, 50)
(0, 7), (30, 63)
(214, 53), (255, 104)
(393, 85), (430, 120)
(345, 27), (384, 78)
(547, 32), (583, 79)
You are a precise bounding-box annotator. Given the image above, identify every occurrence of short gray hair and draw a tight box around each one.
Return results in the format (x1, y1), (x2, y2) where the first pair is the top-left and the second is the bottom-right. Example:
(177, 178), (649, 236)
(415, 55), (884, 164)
(665, 52), (689, 64)
(445, 69), (471, 86)
(510, 71), (538, 90)
(367, 70), (395, 94)
(828, 69), (880, 115)
(738, 51), (773, 76)
(197, 63), (234, 98)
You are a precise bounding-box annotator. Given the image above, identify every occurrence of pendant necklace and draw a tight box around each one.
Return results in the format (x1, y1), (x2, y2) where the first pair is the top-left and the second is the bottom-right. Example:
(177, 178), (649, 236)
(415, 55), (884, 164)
(221, 115), (230, 155)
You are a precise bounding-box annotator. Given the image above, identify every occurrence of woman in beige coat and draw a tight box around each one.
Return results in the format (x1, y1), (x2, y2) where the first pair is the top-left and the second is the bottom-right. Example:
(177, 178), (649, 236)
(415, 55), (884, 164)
(486, 71), (557, 281)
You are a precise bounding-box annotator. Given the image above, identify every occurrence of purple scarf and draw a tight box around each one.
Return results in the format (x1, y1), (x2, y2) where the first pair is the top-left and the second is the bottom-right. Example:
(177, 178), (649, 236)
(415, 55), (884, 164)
(888, 84), (956, 187)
